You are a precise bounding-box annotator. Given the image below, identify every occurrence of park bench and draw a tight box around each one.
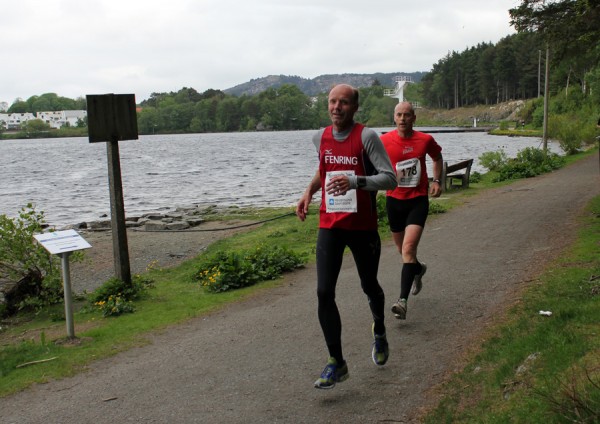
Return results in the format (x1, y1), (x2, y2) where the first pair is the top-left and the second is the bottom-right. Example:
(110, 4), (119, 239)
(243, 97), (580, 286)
(441, 159), (474, 190)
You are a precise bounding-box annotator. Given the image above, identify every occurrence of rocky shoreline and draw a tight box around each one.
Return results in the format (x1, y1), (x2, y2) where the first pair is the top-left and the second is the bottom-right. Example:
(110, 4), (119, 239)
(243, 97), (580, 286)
(62, 203), (235, 232)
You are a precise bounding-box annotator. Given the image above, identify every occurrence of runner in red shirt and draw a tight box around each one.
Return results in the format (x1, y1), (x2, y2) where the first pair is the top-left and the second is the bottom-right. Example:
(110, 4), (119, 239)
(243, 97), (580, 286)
(296, 84), (396, 389)
(381, 102), (443, 320)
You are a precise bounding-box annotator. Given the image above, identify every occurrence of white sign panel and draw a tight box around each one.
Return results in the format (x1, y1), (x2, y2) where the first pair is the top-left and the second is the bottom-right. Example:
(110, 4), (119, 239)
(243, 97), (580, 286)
(34, 229), (92, 255)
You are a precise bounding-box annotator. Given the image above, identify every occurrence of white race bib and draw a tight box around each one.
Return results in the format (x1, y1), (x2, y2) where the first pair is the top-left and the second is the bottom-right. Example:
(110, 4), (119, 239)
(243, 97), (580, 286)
(395, 158), (421, 188)
(325, 170), (357, 213)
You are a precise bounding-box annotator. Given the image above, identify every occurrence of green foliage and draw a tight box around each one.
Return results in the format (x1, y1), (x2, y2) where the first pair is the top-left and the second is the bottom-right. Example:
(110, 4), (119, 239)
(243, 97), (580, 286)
(479, 150), (508, 171)
(19, 119), (51, 137)
(469, 171), (482, 184)
(492, 147), (565, 182)
(428, 201), (448, 215)
(195, 245), (305, 293)
(7, 93), (86, 114)
(548, 114), (598, 155)
(421, 32), (545, 108)
(88, 275), (154, 317)
(0, 205), (63, 315)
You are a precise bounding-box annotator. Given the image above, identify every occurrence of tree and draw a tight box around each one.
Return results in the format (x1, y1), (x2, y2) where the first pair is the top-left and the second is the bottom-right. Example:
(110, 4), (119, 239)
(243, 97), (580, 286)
(21, 119), (51, 137)
(509, 0), (600, 60)
(7, 99), (28, 113)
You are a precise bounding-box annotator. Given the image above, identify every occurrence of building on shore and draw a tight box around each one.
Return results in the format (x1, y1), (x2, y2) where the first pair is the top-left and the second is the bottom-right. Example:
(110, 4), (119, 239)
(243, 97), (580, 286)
(0, 110), (87, 130)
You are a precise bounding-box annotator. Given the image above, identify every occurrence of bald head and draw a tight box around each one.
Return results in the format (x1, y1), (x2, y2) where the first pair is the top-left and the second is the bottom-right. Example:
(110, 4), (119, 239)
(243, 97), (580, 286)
(394, 101), (415, 115)
(393, 101), (416, 136)
(328, 84), (360, 131)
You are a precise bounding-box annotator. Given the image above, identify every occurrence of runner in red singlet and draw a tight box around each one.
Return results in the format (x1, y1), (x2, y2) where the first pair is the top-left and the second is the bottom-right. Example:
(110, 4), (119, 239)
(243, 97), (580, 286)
(381, 102), (443, 320)
(296, 84), (396, 389)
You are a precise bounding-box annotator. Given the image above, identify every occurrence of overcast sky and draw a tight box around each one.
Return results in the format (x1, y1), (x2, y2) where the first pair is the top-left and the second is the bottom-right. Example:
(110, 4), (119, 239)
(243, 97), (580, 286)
(1, 0), (518, 105)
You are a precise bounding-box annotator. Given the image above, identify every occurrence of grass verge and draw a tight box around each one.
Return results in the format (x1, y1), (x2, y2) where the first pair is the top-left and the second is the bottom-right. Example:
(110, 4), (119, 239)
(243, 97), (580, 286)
(423, 194), (600, 423)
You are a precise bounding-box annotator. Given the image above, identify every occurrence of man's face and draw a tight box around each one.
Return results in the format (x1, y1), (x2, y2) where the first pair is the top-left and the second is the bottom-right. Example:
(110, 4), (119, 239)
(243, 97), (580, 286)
(393, 103), (416, 132)
(328, 85), (358, 130)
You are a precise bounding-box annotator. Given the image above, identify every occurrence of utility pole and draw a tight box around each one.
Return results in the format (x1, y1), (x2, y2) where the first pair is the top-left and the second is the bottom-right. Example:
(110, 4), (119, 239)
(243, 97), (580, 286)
(542, 46), (550, 153)
(538, 50), (542, 98)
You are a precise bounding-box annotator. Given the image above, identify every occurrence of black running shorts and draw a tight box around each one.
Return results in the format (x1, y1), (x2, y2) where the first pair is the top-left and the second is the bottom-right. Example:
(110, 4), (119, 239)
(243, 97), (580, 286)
(385, 195), (429, 233)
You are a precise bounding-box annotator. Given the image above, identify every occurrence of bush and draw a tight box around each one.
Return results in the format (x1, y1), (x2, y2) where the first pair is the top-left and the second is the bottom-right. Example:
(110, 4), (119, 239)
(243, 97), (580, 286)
(195, 245), (305, 293)
(548, 114), (597, 155)
(89, 274), (154, 317)
(479, 150), (508, 172)
(493, 147), (565, 182)
(470, 171), (482, 183)
(0, 204), (63, 316)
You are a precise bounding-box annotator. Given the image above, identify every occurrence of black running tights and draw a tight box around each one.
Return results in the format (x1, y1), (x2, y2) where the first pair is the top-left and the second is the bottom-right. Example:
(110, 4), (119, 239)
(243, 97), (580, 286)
(316, 228), (386, 362)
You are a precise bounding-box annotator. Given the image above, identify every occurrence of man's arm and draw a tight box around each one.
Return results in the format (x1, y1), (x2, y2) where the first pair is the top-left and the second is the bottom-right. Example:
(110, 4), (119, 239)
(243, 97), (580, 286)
(352, 128), (397, 191)
(296, 170), (321, 221)
(430, 153), (443, 198)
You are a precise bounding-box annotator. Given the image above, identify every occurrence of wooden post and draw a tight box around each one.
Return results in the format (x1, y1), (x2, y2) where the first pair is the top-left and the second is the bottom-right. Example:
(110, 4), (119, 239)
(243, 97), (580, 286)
(542, 46), (550, 154)
(87, 94), (138, 284)
(106, 139), (131, 284)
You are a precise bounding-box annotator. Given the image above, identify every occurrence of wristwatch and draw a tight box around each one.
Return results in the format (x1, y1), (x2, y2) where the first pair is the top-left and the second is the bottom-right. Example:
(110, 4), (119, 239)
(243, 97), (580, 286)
(357, 176), (367, 188)
(432, 179), (441, 184)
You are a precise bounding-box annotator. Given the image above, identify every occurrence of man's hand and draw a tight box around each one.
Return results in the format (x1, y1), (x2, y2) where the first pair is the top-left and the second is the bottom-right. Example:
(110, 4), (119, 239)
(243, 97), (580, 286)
(296, 193), (312, 221)
(326, 175), (349, 196)
(430, 181), (442, 198)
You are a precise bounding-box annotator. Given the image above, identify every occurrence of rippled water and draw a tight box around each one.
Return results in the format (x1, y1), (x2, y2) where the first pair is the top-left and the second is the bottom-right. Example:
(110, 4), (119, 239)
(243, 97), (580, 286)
(0, 128), (561, 227)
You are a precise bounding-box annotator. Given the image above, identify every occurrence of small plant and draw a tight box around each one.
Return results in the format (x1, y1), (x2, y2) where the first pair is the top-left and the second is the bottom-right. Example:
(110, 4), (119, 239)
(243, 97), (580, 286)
(428, 201), (447, 215)
(470, 171), (482, 184)
(95, 295), (135, 317)
(195, 245), (305, 293)
(0, 204), (64, 316)
(530, 365), (600, 424)
(89, 274), (154, 317)
(479, 150), (508, 172)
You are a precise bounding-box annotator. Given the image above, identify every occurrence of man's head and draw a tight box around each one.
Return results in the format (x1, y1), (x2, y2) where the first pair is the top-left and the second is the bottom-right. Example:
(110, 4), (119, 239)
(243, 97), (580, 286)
(328, 84), (359, 132)
(393, 101), (416, 136)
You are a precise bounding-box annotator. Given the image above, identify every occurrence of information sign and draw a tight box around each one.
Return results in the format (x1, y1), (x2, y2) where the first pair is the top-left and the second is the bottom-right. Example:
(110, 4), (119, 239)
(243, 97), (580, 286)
(34, 229), (91, 254)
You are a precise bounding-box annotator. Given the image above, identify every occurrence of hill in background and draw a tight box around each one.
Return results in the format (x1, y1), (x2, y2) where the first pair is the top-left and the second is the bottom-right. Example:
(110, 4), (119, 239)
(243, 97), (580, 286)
(223, 72), (426, 96)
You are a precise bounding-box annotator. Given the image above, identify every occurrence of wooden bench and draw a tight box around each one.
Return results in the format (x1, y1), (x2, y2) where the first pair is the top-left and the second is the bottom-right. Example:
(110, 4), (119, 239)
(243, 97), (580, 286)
(441, 159), (474, 190)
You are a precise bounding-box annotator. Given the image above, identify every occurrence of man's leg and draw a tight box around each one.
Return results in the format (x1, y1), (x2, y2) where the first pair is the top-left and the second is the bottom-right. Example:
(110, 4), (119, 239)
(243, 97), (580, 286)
(398, 224), (424, 299)
(349, 230), (386, 335)
(316, 229), (346, 364)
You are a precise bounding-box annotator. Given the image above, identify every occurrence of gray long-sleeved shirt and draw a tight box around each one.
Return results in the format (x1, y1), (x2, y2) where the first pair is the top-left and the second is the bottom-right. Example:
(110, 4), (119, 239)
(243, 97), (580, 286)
(312, 123), (397, 191)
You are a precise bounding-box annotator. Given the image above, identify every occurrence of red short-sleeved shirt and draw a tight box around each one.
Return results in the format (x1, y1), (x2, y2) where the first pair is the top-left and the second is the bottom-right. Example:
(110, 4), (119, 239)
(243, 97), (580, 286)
(381, 130), (442, 200)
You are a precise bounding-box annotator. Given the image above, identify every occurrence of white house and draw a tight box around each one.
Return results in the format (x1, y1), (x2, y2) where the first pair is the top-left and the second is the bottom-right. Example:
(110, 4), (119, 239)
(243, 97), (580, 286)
(36, 110), (87, 129)
(0, 112), (36, 130)
(0, 110), (87, 130)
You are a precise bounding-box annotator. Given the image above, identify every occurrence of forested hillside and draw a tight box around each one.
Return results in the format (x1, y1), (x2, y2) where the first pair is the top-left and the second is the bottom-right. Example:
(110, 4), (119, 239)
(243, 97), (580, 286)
(223, 72), (425, 97)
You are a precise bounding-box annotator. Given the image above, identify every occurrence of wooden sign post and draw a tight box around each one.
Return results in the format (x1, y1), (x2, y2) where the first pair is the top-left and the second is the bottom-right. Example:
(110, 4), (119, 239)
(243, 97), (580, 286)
(86, 94), (138, 285)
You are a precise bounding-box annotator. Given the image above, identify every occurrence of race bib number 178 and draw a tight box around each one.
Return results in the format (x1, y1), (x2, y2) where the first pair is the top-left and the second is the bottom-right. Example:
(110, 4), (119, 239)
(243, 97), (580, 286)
(395, 158), (421, 187)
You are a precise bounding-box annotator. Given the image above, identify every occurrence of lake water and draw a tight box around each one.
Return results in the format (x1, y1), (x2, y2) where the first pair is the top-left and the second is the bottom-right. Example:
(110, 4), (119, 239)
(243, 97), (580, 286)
(0, 128), (561, 228)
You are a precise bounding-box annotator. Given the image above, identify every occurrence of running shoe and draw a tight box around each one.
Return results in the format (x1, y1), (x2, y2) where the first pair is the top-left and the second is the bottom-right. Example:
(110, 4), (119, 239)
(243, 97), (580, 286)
(314, 357), (349, 389)
(391, 298), (407, 320)
(371, 323), (389, 366)
(411, 262), (427, 296)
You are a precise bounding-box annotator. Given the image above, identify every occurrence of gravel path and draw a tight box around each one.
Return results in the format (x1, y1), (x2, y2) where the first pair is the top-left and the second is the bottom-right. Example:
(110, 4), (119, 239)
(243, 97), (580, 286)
(1, 154), (599, 424)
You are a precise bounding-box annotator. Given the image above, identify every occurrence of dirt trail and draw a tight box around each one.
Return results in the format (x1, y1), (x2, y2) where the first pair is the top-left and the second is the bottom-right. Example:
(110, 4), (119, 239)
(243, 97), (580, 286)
(1, 154), (598, 424)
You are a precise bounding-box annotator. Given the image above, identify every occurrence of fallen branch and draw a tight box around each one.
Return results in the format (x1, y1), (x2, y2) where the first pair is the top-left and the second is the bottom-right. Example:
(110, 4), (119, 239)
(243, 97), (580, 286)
(16, 357), (58, 368)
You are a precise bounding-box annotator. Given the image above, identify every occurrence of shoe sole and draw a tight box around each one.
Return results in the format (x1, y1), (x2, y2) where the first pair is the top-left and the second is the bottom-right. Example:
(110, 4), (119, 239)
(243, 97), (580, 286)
(411, 263), (426, 296)
(314, 369), (349, 389)
(391, 304), (406, 320)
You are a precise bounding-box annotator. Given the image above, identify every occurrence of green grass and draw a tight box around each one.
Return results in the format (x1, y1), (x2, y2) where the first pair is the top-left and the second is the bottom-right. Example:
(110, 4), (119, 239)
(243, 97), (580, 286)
(423, 194), (600, 424)
(0, 147), (598, 413)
